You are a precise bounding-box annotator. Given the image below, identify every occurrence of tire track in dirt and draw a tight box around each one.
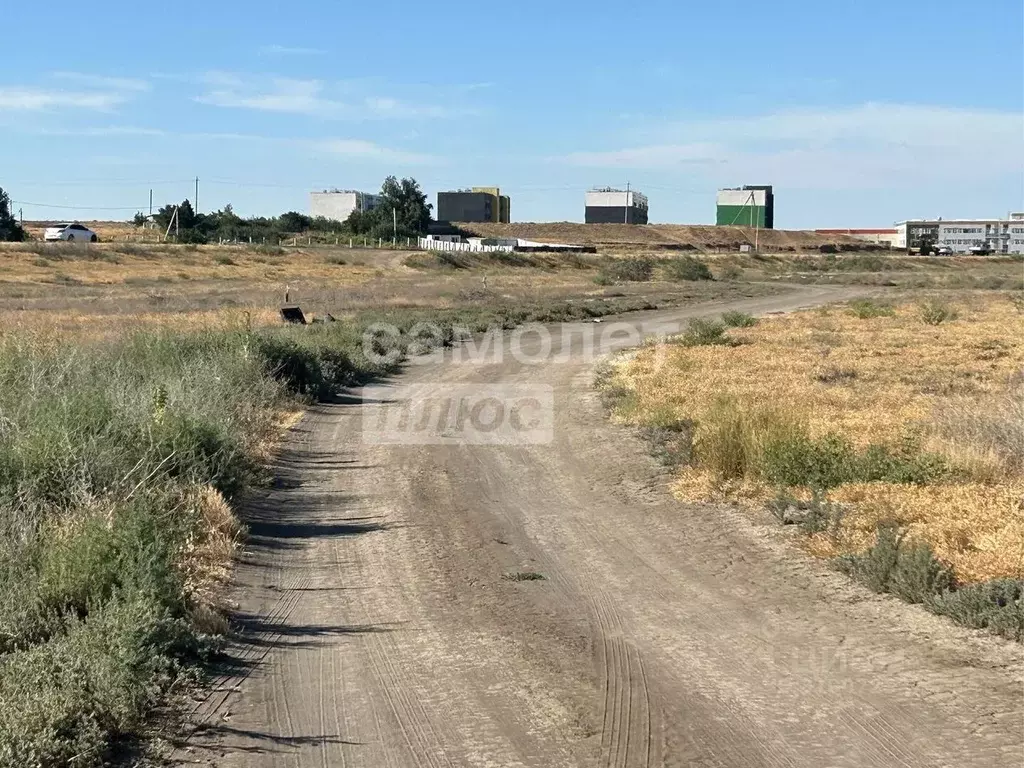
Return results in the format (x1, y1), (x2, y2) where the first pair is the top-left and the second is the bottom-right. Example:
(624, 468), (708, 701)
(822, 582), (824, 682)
(177, 285), (1023, 767)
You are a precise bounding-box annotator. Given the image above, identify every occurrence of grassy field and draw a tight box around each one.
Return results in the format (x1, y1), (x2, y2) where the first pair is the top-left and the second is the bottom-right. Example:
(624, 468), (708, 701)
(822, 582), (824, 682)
(599, 291), (1023, 639)
(0, 240), (786, 765)
(1, 240), (1021, 762)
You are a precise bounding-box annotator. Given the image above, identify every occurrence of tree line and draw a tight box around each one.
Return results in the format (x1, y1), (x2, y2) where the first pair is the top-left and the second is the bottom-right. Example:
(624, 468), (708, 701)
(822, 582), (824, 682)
(0, 188), (25, 242)
(146, 176), (432, 244)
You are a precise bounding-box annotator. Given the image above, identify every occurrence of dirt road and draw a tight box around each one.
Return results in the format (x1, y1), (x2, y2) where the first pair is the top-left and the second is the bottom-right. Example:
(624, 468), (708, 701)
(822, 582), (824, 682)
(178, 285), (1023, 767)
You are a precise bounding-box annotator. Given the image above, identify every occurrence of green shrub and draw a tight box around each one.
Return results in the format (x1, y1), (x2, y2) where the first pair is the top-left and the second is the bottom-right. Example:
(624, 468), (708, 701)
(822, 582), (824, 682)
(837, 526), (1022, 640)
(663, 256), (713, 282)
(599, 258), (653, 283)
(677, 318), (731, 347)
(762, 432), (855, 490)
(0, 592), (191, 766)
(721, 310), (757, 328)
(848, 299), (896, 319)
(929, 579), (1023, 641)
(920, 299), (958, 325)
(838, 524), (954, 602)
(855, 439), (948, 484)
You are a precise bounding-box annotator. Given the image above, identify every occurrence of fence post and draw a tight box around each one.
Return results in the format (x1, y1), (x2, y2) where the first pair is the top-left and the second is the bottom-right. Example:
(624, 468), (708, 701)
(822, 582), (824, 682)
(378, 238), (382, 248)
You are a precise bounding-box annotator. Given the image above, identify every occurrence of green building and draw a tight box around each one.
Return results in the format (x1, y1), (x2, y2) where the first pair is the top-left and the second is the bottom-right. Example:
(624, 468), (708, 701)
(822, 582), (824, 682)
(716, 186), (774, 228)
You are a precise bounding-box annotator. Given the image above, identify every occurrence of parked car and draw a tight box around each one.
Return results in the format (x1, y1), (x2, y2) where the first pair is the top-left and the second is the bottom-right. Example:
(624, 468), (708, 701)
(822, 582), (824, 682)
(43, 223), (98, 242)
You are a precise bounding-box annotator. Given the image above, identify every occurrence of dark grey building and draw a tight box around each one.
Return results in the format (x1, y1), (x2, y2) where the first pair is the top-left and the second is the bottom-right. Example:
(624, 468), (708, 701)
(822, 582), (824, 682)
(584, 188), (649, 224)
(437, 187), (511, 223)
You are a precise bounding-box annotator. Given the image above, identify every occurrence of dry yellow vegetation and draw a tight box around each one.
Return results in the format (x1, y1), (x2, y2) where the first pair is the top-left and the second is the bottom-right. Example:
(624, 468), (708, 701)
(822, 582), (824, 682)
(606, 293), (1024, 583)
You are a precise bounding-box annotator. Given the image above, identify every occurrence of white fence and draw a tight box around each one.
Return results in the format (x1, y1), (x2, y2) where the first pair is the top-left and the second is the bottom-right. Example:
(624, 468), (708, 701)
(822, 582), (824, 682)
(418, 237), (513, 254)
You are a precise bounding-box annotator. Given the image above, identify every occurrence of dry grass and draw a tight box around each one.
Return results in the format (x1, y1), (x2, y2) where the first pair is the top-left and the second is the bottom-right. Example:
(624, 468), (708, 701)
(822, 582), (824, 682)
(605, 293), (1024, 583)
(179, 487), (243, 613)
(0, 242), (384, 286)
(0, 241), (771, 342)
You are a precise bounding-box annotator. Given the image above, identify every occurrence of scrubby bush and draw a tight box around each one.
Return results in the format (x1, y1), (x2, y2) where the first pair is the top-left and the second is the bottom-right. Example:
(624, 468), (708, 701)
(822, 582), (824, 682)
(677, 318), (731, 347)
(598, 258), (653, 283)
(838, 525), (1022, 640)
(920, 299), (958, 325)
(837, 524), (954, 603)
(662, 256), (713, 282)
(762, 432), (855, 489)
(929, 579), (1023, 641)
(848, 299), (896, 319)
(721, 311), (757, 328)
(718, 264), (743, 281)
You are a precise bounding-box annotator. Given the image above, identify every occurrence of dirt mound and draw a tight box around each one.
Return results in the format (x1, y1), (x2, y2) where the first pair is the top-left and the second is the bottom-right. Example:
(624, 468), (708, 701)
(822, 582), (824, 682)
(456, 222), (867, 252)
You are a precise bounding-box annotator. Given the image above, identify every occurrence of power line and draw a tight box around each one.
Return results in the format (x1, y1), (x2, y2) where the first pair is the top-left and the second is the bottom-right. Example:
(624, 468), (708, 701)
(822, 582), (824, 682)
(12, 200), (147, 211)
(6, 179), (195, 187)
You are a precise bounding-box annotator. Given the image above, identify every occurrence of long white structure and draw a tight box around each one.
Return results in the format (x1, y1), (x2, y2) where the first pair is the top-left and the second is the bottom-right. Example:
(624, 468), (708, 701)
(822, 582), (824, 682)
(419, 236), (584, 253)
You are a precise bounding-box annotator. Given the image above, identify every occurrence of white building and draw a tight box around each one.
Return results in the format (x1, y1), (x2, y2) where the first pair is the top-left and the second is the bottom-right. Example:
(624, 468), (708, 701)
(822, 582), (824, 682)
(896, 215), (1024, 254)
(309, 189), (381, 223)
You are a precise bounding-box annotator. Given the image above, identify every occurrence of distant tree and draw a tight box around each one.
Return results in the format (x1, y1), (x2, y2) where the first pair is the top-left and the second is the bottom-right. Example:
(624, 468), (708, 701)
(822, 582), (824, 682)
(153, 199), (197, 234)
(279, 211), (311, 233)
(343, 209), (370, 235)
(0, 187), (25, 242)
(132, 211), (148, 227)
(177, 199), (197, 231)
(368, 176), (432, 239)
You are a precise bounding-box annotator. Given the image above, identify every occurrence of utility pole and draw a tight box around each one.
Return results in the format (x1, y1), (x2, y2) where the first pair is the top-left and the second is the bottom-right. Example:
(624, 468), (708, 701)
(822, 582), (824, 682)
(750, 189), (759, 253)
(625, 181), (630, 224)
(194, 177), (199, 213)
(393, 208), (397, 244)
(149, 189), (153, 217)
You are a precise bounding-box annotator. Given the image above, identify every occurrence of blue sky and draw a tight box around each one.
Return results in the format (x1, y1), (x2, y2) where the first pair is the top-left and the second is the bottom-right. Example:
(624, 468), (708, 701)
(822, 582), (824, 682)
(2, 0), (1022, 228)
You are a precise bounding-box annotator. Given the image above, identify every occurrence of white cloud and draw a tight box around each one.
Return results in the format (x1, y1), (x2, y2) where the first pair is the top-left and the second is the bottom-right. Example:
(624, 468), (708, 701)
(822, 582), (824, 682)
(563, 103), (1024, 189)
(363, 97), (454, 119)
(40, 125), (166, 137)
(0, 72), (149, 112)
(259, 44), (326, 56)
(51, 72), (150, 92)
(565, 142), (726, 168)
(316, 139), (437, 165)
(194, 72), (464, 120)
(0, 87), (129, 111)
(197, 75), (338, 115)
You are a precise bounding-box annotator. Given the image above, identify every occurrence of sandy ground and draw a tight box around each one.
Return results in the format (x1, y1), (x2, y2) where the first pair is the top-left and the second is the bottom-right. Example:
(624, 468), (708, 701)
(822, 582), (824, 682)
(174, 286), (1023, 767)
